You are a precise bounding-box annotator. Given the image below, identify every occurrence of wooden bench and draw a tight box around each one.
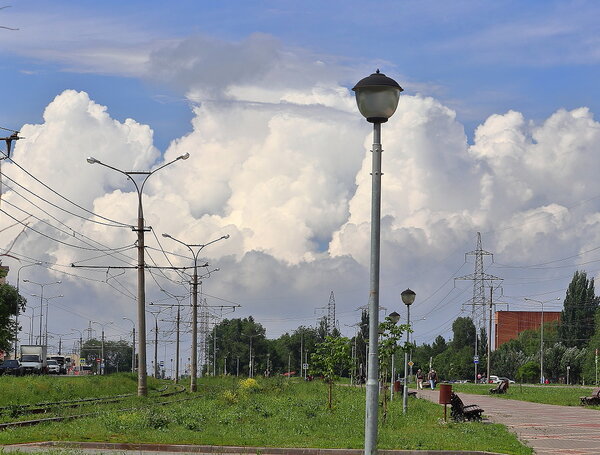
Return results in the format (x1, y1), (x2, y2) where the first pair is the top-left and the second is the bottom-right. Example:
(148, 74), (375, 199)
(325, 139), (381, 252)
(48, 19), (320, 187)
(580, 388), (600, 406)
(489, 379), (509, 394)
(450, 392), (484, 421)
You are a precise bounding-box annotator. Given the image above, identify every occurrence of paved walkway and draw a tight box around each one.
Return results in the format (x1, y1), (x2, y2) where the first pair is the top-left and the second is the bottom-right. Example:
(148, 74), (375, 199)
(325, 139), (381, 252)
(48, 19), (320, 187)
(416, 389), (600, 455)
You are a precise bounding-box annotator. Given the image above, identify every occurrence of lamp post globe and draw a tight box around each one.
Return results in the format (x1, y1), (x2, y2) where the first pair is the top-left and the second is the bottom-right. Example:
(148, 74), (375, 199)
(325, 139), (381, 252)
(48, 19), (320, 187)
(388, 311), (401, 324)
(352, 69), (402, 123)
(401, 288), (416, 306)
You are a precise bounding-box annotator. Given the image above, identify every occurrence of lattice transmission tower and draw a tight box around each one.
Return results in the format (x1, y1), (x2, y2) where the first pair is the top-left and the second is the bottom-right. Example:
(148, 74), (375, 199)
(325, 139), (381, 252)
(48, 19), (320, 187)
(327, 291), (336, 334)
(456, 232), (502, 381)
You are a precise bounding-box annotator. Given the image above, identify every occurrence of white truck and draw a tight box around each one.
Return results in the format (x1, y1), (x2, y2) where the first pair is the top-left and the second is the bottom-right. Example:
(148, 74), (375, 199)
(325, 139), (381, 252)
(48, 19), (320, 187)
(20, 345), (48, 374)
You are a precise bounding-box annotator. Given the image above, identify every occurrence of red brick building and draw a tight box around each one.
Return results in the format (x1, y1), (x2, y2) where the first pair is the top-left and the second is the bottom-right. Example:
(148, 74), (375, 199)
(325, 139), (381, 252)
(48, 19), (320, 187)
(494, 311), (561, 349)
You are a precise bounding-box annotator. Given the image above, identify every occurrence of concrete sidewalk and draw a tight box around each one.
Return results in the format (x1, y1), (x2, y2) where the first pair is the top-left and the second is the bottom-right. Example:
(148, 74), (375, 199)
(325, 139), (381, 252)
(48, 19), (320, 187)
(415, 388), (600, 455)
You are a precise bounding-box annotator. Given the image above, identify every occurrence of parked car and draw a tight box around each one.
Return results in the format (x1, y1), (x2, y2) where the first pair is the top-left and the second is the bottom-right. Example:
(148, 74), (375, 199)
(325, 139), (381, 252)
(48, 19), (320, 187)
(46, 359), (60, 374)
(489, 375), (515, 384)
(0, 359), (24, 376)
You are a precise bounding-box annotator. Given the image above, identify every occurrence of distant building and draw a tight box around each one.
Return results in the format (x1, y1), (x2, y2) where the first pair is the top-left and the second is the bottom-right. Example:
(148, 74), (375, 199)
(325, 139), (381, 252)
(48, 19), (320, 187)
(494, 311), (561, 349)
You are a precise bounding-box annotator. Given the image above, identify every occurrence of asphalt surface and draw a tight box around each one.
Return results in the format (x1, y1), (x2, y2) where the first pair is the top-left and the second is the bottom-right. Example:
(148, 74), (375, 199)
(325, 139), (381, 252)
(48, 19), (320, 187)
(416, 388), (600, 455)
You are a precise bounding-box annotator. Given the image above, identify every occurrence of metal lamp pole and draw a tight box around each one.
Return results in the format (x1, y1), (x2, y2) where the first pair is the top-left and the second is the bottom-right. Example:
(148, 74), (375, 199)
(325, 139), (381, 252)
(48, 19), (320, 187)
(87, 152), (189, 396)
(525, 297), (560, 384)
(32, 294), (63, 347)
(23, 279), (61, 345)
(122, 317), (136, 373)
(353, 70), (402, 455)
(401, 289), (415, 414)
(161, 232), (229, 391)
(14, 262), (41, 357)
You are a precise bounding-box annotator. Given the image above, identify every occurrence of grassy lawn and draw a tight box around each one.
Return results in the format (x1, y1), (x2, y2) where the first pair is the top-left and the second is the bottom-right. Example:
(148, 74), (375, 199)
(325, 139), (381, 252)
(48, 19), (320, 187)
(0, 376), (532, 454)
(450, 382), (600, 408)
(0, 373), (163, 406)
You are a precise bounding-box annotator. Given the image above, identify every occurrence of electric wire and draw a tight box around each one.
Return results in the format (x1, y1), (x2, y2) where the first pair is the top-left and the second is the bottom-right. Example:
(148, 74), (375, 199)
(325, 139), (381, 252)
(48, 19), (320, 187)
(3, 180), (137, 265)
(2, 198), (137, 256)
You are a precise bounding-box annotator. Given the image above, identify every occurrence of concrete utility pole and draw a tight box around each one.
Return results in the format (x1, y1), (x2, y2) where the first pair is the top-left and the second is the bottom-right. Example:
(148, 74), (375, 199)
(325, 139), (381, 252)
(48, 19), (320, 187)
(161, 233), (228, 391)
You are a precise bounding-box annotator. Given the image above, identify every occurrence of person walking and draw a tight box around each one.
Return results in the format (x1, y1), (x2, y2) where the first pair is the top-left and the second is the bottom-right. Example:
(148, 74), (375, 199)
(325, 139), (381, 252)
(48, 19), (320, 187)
(416, 369), (424, 389)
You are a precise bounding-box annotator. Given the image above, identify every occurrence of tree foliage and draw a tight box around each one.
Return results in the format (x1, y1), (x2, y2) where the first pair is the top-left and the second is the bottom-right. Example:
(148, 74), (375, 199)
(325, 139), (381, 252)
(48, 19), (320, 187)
(0, 283), (26, 353)
(559, 270), (599, 348)
(81, 338), (132, 374)
(310, 335), (351, 408)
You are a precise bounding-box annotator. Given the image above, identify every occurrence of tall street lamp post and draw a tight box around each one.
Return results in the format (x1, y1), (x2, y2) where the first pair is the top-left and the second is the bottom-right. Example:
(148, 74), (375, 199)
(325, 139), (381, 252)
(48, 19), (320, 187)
(353, 69), (402, 455)
(32, 294), (64, 347)
(87, 152), (189, 396)
(161, 232), (228, 392)
(401, 289), (416, 414)
(122, 317), (136, 373)
(22, 279), (61, 345)
(14, 262), (42, 356)
(524, 297), (560, 384)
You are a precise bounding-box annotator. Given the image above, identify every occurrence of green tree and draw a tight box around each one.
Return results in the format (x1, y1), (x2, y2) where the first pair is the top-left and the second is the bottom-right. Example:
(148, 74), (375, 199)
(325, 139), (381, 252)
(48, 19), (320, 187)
(378, 314), (409, 382)
(582, 309), (600, 385)
(451, 317), (476, 350)
(559, 271), (600, 348)
(489, 339), (527, 380)
(310, 335), (351, 409)
(207, 316), (267, 376)
(516, 361), (539, 383)
(0, 283), (26, 353)
(80, 338), (132, 374)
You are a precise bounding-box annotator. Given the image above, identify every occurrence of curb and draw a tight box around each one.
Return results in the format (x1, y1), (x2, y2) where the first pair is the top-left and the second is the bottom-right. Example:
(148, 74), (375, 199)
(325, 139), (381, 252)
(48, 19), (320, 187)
(3, 441), (509, 455)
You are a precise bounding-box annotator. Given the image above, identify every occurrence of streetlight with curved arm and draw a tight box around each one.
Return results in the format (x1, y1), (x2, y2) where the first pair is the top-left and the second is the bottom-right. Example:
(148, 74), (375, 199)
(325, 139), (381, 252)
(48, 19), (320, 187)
(524, 297), (561, 384)
(87, 152), (189, 396)
(31, 293), (63, 348)
(22, 279), (61, 345)
(14, 261), (42, 355)
(161, 232), (229, 392)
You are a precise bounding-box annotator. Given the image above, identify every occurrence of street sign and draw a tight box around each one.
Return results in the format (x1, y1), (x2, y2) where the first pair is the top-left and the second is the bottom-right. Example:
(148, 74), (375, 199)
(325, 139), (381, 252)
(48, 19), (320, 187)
(473, 355), (479, 364)
(408, 361), (414, 367)
(302, 363), (308, 370)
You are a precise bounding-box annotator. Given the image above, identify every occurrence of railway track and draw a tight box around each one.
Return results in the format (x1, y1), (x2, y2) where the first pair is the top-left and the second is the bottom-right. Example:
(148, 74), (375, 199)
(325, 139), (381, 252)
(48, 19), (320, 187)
(0, 384), (188, 430)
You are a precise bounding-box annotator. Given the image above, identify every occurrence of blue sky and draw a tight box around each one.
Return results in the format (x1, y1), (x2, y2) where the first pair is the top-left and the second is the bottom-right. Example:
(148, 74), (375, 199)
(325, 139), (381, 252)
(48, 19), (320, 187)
(2, 1), (598, 150)
(1, 1), (600, 364)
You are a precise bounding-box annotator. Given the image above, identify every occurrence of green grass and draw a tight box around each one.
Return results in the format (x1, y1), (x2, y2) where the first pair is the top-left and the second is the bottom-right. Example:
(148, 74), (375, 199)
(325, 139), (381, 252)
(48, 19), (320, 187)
(0, 376), (532, 454)
(0, 373), (163, 406)
(450, 382), (600, 408)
